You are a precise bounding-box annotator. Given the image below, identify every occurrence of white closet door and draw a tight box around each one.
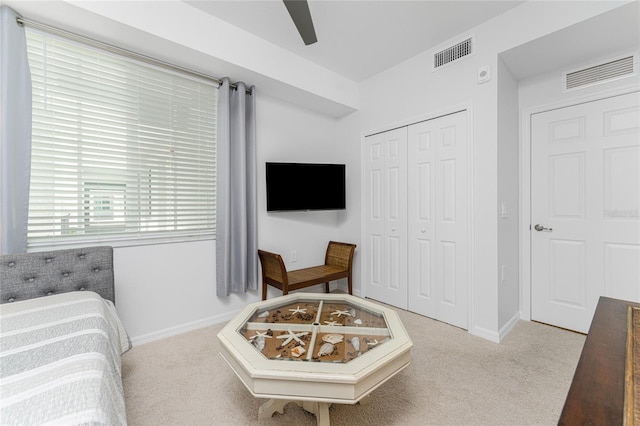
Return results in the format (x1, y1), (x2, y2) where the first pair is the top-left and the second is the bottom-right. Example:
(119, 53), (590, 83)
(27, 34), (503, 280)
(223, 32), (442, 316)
(363, 127), (408, 309)
(407, 111), (469, 329)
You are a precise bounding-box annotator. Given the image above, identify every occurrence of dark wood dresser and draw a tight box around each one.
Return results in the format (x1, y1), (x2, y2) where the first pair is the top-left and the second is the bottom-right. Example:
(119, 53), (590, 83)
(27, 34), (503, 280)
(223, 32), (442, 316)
(559, 296), (639, 425)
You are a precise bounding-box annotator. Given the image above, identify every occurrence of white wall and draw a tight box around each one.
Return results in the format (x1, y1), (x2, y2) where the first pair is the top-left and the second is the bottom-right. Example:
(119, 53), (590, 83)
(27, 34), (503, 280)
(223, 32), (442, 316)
(356, 0), (628, 341)
(113, 240), (231, 345)
(111, 94), (357, 345)
(496, 58), (520, 333)
(117, 0), (632, 344)
(358, 46), (501, 339)
(256, 96), (361, 299)
(3, 0), (634, 345)
(2, 0), (361, 345)
(519, 55), (640, 112)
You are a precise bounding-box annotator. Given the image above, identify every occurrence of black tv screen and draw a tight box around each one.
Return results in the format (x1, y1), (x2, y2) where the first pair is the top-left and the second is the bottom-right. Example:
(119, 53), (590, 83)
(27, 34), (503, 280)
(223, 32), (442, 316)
(266, 162), (346, 211)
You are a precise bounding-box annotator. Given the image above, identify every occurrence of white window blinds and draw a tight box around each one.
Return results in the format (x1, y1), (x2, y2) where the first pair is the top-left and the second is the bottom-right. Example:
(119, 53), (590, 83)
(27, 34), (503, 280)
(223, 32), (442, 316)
(25, 29), (217, 247)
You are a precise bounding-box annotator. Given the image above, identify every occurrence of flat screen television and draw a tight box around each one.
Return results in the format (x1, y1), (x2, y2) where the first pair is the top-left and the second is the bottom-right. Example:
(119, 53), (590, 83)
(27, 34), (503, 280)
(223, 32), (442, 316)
(266, 162), (346, 211)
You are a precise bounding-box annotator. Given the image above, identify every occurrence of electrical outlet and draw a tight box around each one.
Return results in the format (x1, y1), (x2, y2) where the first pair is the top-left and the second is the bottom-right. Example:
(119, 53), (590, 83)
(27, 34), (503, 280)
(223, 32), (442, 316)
(291, 250), (297, 262)
(501, 265), (506, 282)
(501, 202), (508, 219)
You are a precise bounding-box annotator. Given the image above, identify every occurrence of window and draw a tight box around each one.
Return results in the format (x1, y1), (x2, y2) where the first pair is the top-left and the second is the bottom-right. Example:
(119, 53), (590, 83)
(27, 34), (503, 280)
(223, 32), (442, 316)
(25, 29), (217, 248)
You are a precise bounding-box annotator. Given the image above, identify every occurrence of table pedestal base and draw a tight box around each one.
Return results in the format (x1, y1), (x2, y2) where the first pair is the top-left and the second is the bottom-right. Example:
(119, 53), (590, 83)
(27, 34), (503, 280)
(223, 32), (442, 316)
(258, 399), (330, 426)
(258, 395), (371, 426)
(299, 401), (331, 426)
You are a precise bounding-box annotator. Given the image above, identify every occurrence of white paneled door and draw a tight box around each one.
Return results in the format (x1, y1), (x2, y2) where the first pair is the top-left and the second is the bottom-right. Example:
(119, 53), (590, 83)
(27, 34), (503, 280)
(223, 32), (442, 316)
(364, 110), (469, 329)
(363, 127), (408, 309)
(407, 112), (468, 329)
(531, 91), (640, 333)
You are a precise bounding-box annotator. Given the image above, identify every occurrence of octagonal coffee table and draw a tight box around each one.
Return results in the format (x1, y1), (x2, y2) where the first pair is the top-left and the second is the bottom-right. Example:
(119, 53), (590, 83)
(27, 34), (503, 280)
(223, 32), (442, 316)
(217, 293), (413, 425)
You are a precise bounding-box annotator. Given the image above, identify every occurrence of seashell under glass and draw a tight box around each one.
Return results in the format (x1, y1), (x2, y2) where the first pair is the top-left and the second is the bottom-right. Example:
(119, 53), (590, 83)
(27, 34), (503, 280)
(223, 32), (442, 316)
(322, 334), (344, 344)
(291, 346), (306, 358)
(317, 342), (334, 357)
(351, 337), (360, 353)
(253, 336), (265, 352)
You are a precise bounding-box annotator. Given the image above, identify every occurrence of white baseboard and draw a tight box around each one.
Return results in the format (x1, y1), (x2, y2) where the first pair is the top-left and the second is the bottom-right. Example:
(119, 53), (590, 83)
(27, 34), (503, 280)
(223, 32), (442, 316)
(471, 312), (521, 343)
(335, 280), (362, 298)
(470, 326), (500, 343)
(498, 312), (520, 342)
(130, 310), (240, 347)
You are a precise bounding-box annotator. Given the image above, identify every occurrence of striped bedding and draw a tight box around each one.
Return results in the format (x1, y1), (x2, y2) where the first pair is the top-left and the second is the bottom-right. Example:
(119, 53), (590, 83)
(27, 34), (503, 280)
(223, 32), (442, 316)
(0, 291), (131, 425)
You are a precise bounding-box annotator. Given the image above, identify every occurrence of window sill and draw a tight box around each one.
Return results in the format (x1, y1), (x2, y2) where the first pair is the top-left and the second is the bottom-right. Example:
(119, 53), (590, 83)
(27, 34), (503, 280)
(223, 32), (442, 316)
(27, 234), (215, 252)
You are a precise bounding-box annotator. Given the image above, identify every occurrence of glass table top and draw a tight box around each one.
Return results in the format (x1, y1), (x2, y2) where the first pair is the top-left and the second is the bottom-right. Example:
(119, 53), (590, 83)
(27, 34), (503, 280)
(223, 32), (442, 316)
(237, 298), (392, 363)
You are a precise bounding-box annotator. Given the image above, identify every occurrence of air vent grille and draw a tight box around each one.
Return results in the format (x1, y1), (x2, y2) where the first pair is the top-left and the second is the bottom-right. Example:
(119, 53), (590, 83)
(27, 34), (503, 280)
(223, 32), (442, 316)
(433, 37), (473, 69)
(565, 56), (636, 90)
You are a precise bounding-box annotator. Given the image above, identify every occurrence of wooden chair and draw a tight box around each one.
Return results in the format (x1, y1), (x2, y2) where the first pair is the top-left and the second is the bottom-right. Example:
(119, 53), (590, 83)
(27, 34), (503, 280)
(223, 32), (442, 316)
(258, 241), (356, 300)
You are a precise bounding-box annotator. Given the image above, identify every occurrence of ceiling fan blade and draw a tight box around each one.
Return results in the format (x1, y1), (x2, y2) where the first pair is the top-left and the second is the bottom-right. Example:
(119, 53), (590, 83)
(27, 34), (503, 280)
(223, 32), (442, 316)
(283, 0), (317, 45)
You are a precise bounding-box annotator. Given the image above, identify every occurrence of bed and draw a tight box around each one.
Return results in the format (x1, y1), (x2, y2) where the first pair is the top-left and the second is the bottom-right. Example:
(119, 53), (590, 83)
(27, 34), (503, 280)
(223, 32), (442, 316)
(0, 246), (131, 425)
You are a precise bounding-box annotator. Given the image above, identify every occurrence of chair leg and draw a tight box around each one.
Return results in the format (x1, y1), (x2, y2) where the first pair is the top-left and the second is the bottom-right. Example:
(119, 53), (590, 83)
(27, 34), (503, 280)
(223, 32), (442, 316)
(347, 276), (353, 295)
(324, 282), (330, 294)
(262, 280), (268, 301)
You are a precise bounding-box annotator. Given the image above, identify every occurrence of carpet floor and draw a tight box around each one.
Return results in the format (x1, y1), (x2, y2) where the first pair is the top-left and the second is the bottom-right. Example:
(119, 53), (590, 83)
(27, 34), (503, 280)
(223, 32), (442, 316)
(122, 300), (585, 426)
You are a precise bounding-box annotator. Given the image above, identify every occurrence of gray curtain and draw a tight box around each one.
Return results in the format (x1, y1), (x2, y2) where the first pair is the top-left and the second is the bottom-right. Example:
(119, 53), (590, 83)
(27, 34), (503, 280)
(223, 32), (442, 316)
(216, 78), (258, 297)
(0, 6), (32, 255)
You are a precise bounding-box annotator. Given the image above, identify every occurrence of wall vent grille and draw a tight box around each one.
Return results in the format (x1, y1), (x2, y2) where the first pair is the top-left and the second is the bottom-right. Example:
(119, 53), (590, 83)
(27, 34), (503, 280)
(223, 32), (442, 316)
(433, 37), (473, 69)
(565, 55), (637, 90)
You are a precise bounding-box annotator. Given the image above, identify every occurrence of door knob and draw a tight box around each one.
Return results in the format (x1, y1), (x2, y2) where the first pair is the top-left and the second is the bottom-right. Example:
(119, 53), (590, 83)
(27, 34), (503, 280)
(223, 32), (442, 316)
(534, 224), (553, 232)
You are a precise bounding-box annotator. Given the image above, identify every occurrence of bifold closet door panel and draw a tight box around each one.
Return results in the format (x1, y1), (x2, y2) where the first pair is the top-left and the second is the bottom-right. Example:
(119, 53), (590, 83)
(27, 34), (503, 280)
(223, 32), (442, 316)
(363, 128), (408, 309)
(407, 121), (436, 318)
(407, 111), (469, 329)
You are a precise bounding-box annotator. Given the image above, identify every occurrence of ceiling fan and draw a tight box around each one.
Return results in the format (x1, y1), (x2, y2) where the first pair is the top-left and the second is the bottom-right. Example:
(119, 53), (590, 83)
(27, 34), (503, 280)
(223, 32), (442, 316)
(283, 0), (317, 45)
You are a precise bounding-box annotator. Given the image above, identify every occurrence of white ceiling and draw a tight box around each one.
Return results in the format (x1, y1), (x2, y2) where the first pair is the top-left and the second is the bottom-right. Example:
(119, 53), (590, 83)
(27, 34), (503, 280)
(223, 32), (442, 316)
(184, 0), (525, 82)
(500, 1), (640, 80)
(13, 0), (633, 117)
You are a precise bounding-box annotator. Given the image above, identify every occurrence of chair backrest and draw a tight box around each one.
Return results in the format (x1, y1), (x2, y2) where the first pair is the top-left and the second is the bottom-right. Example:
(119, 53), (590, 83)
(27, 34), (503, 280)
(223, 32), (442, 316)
(325, 241), (356, 271)
(257, 250), (288, 284)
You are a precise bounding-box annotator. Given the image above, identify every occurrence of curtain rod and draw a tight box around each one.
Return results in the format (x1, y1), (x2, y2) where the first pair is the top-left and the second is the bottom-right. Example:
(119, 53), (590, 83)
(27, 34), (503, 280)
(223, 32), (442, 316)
(16, 16), (252, 93)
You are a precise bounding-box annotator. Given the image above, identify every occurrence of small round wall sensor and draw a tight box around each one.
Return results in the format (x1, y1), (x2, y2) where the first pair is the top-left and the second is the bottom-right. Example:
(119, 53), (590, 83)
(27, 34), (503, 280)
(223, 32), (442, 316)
(477, 66), (491, 84)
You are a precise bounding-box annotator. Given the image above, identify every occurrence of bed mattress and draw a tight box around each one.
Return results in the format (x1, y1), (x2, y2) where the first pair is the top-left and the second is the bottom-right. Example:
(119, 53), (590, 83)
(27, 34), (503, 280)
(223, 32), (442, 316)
(0, 291), (131, 425)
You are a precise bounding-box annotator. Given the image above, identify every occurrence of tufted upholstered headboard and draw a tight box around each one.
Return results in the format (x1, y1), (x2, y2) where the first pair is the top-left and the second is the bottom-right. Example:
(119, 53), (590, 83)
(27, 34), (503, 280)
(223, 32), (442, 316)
(0, 246), (115, 304)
